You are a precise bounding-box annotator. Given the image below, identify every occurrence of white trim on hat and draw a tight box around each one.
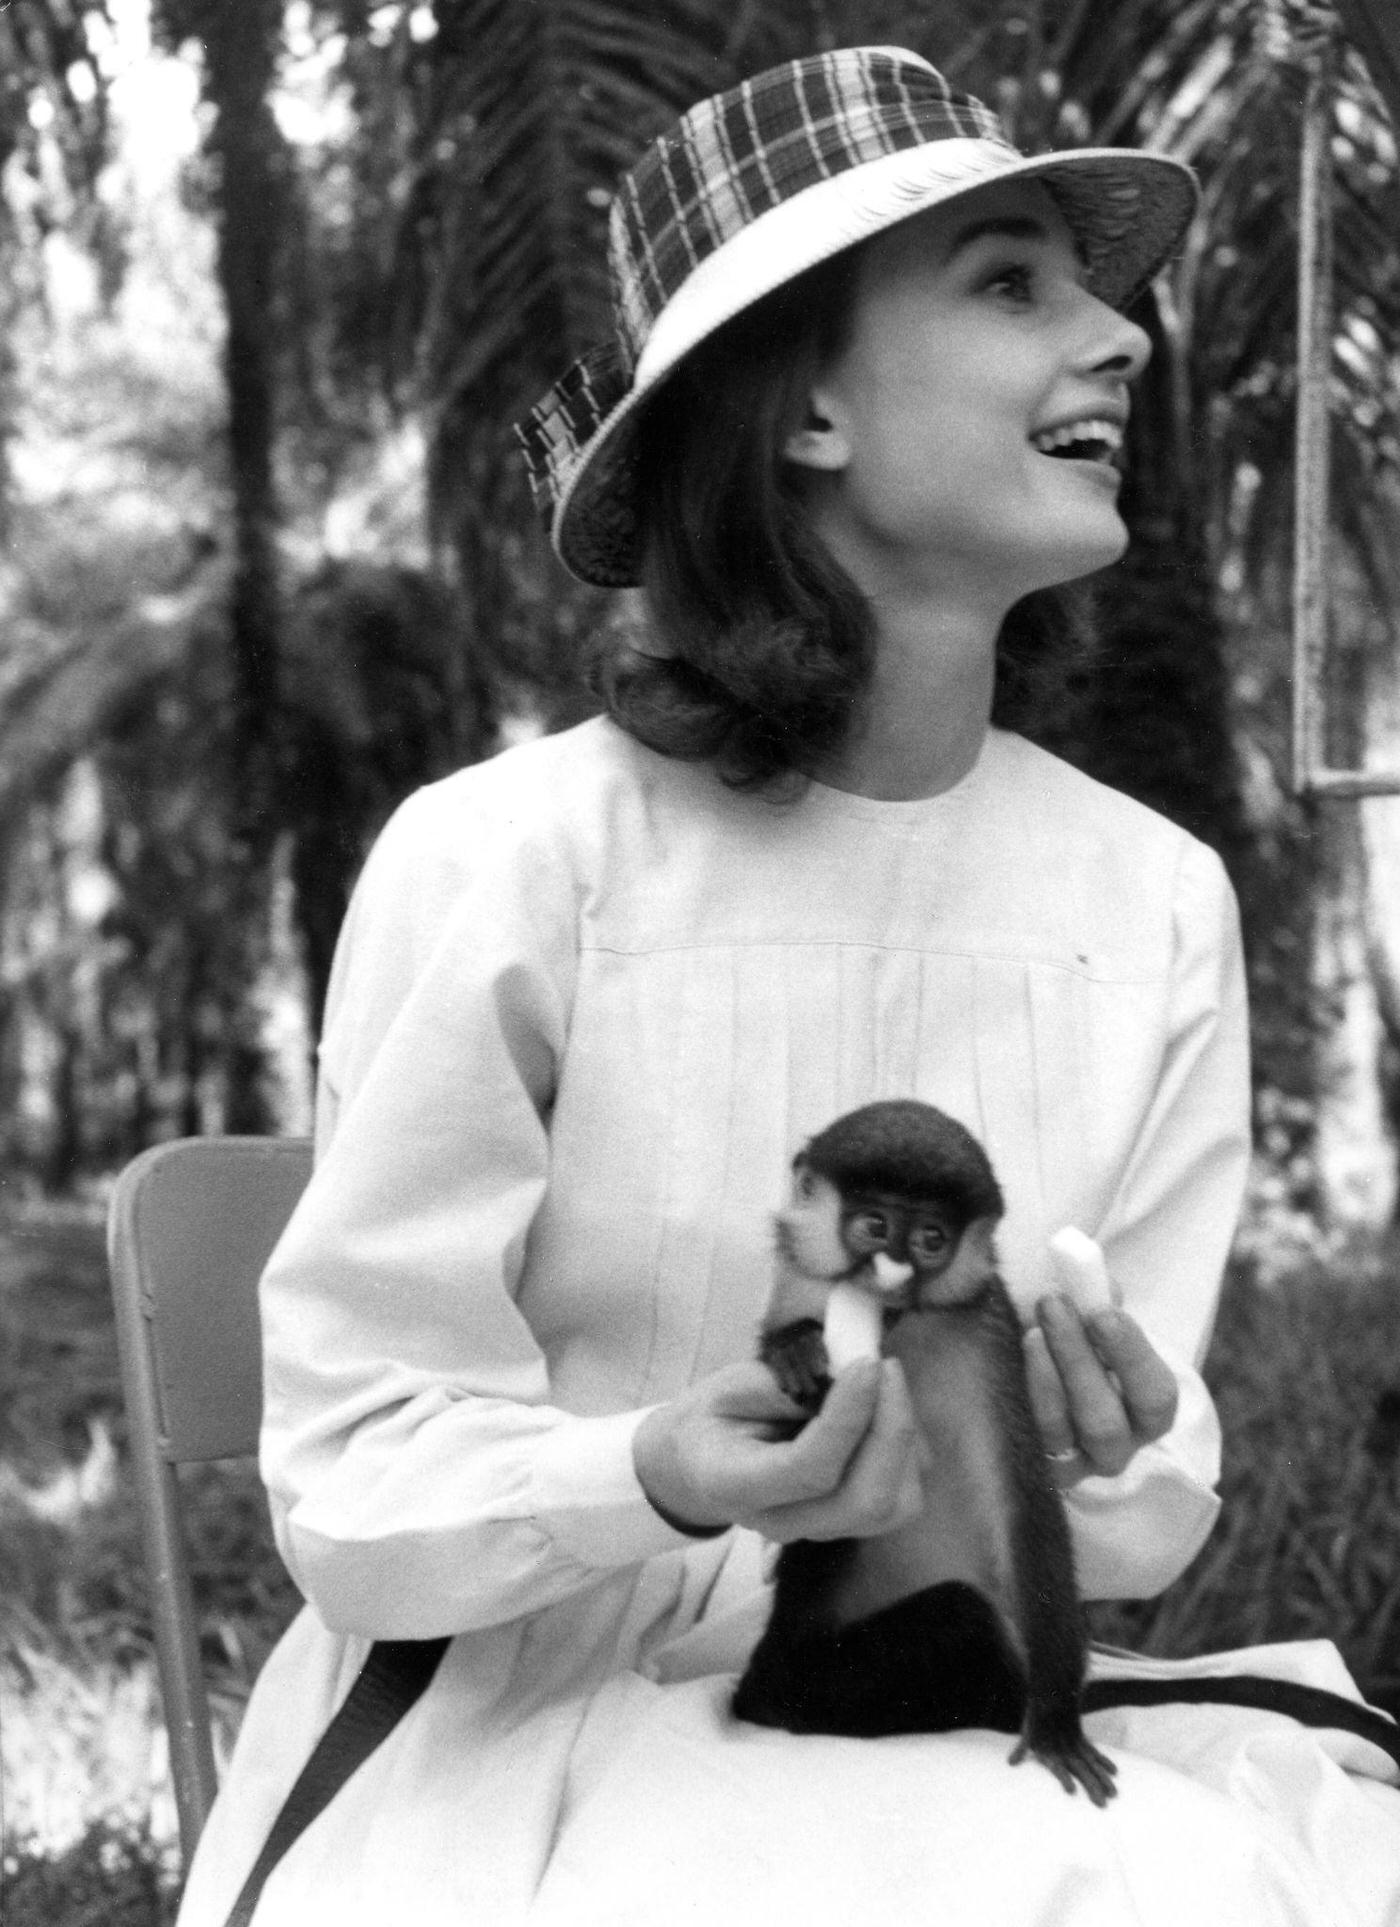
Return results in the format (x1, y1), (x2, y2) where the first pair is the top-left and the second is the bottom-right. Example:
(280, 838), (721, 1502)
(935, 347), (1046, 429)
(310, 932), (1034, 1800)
(634, 137), (1010, 388)
(633, 138), (1190, 392)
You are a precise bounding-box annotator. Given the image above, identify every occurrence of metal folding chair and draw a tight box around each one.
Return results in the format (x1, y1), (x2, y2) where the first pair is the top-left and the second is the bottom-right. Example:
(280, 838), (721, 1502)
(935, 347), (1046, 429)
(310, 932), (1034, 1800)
(107, 1134), (313, 1865)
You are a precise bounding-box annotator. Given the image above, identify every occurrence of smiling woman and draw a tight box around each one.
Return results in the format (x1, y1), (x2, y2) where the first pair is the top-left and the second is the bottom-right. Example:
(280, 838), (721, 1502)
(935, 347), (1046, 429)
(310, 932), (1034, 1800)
(173, 46), (1400, 1927)
(601, 181), (1142, 803)
(780, 180), (1149, 797)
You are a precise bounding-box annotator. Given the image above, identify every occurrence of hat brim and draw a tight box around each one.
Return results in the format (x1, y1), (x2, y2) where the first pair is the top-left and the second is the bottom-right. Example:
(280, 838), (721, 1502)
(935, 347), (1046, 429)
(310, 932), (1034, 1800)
(548, 138), (1199, 587)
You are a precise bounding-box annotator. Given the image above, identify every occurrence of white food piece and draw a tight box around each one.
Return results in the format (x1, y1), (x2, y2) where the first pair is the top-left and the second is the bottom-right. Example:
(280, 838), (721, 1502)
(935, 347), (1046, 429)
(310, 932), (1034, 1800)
(824, 1280), (885, 1372)
(1047, 1227), (1121, 1317)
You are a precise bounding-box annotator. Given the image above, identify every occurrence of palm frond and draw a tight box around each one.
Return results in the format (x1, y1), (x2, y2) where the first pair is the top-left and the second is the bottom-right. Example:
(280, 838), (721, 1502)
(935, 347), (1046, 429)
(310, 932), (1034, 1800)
(1043, 0), (1400, 638)
(0, 573), (228, 816)
(382, 0), (775, 699)
(393, 0), (745, 422)
(1336, 0), (1400, 128)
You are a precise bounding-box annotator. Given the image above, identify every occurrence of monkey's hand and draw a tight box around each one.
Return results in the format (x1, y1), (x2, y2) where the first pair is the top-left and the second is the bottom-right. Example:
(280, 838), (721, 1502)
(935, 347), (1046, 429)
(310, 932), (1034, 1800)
(1009, 1723), (1118, 1806)
(759, 1317), (831, 1413)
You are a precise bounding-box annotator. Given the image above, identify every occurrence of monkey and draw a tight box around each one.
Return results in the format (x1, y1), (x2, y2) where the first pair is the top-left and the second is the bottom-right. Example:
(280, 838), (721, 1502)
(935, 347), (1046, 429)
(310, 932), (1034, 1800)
(731, 1099), (1119, 1806)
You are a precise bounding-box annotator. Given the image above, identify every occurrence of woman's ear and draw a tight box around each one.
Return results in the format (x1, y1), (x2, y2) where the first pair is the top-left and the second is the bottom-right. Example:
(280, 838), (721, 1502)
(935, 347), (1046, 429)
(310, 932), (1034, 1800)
(782, 392), (851, 472)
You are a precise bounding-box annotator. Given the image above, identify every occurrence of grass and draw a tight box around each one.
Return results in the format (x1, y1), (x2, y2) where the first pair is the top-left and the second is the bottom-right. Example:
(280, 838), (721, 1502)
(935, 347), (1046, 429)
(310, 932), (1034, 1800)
(0, 1197), (299, 1926)
(2, 1190), (1399, 1924)
(1088, 1243), (1400, 1713)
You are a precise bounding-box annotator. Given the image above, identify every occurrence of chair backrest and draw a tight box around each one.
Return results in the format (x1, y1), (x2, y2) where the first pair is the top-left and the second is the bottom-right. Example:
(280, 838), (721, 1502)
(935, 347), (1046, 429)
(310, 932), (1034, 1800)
(107, 1134), (313, 1864)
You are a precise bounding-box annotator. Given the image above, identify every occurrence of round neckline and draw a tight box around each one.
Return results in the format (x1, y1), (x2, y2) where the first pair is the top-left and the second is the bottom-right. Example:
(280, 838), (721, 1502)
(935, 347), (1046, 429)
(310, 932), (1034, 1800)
(800, 727), (1003, 822)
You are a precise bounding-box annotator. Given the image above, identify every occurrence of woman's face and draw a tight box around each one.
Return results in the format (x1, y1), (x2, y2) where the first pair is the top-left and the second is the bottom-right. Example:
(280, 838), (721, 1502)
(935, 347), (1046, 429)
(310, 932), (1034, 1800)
(790, 178), (1152, 607)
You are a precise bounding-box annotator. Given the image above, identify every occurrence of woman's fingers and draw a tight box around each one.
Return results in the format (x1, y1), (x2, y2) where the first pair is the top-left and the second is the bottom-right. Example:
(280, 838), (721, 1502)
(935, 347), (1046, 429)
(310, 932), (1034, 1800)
(632, 1361), (813, 1531)
(634, 1357), (912, 1535)
(1035, 1294), (1134, 1478)
(1086, 1309), (1178, 1442)
(1031, 1296), (1180, 1481)
(738, 1358), (884, 1506)
(757, 1359), (922, 1541)
(1023, 1324), (1082, 1487)
(762, 1364), (924, 1541)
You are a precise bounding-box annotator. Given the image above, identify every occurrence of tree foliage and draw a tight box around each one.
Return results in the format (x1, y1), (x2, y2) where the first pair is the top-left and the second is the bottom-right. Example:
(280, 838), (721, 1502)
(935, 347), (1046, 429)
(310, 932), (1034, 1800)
(0, 2), (114, 539)
(0, 1), (110, 186)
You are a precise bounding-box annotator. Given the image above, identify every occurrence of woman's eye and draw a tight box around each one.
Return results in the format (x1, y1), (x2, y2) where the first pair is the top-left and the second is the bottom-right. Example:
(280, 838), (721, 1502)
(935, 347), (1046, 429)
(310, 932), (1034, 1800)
(848, 1210), (889, 1248)
(981, 261), (1036, 305)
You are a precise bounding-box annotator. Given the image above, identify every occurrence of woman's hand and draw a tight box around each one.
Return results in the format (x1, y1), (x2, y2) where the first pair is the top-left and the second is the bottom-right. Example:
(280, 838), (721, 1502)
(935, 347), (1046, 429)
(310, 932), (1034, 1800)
(633, 1357), (924, 1543)
(1024, 1294), (1179, 1488)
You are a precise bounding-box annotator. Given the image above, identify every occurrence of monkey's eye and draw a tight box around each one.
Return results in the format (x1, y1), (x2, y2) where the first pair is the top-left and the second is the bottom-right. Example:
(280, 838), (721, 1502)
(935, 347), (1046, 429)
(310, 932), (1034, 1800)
(796, 1166), (818, 1199)
(909, 1221), (952, 1265)
(846, 1209), (890, 1250)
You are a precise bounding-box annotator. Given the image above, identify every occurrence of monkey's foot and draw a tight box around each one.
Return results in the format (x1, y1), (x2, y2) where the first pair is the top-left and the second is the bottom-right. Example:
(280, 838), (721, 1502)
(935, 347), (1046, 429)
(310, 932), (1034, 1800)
(759, 1319), (831, 1412)
(1009, 1730), (1118, 1806)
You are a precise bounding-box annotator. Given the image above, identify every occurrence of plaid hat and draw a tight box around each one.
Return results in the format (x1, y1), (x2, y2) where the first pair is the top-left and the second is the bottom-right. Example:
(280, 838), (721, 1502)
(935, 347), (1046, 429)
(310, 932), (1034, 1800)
(517, 47), (1199, 588)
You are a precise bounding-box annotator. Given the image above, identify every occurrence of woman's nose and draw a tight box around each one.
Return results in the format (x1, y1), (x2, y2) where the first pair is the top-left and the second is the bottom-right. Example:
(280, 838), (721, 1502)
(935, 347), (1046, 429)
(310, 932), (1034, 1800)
(1076, 291), (1152, 383)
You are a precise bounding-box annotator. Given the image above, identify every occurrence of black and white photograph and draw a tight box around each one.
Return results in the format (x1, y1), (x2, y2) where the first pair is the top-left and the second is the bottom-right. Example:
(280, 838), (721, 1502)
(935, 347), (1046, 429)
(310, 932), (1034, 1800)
(4, 4), (1400, 1923)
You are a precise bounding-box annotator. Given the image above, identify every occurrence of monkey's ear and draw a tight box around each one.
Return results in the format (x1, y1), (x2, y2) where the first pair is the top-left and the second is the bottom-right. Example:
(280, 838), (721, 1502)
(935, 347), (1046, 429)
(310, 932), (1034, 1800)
(790, 1156), (820, 1200)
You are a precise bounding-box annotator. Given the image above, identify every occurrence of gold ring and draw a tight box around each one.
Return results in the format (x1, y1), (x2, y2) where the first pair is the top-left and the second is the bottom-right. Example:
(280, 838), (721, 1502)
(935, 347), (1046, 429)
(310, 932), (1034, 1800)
(1045, 1447), (1079, 1464)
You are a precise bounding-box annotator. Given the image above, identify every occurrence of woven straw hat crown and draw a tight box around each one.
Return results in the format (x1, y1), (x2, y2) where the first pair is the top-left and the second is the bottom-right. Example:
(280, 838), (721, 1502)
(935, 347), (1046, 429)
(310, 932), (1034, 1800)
(517, 47), (1198, 587)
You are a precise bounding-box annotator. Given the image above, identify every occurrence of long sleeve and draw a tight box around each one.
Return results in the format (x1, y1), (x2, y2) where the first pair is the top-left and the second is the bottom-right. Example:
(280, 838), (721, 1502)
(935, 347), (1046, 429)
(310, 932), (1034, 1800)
(259, 780), (698, 1641)
(1067, 836), (1250, 1599)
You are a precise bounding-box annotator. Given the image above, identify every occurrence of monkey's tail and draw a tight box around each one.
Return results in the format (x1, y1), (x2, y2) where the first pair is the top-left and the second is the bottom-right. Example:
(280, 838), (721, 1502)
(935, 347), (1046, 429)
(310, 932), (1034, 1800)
(1082, 1672), (1400, 1772)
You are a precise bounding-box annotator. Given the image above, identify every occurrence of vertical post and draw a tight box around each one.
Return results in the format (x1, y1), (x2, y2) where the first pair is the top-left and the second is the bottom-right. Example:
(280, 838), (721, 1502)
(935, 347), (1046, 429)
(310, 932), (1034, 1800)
(1292, 45), (1336, 793)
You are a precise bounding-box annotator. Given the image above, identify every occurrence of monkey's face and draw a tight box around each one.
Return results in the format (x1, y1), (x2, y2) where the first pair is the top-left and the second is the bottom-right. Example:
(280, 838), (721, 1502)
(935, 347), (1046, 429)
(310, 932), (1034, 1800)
(778, 1166), (963, 1306)
(841, 1191), (961, 1297)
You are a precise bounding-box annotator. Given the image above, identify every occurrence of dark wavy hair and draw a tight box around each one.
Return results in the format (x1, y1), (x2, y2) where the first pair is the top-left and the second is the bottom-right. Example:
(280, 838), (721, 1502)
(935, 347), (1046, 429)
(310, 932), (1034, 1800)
(588, 247), (1097, 794)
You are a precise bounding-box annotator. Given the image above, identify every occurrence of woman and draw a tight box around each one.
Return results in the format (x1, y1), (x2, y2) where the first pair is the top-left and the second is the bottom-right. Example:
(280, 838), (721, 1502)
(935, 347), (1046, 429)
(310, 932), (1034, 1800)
(177, 48), (1400, 1926)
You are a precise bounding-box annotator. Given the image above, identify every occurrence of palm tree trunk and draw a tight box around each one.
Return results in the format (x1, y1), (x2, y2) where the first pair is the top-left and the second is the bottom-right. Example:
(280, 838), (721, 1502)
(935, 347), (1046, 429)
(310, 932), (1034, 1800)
(188, 0), (289, 1132)
(200, 0), (286, 830)
(0, 91), (21, 548)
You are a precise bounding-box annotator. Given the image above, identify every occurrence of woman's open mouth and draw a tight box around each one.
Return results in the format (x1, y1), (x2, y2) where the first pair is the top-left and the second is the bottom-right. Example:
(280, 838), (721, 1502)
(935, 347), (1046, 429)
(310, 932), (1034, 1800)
(1029, 417), (1125, 468)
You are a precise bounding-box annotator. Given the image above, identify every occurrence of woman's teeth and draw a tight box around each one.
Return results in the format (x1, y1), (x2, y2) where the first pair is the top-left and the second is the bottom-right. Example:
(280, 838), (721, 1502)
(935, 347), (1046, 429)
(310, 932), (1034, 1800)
(1030, 418), (1124, 460)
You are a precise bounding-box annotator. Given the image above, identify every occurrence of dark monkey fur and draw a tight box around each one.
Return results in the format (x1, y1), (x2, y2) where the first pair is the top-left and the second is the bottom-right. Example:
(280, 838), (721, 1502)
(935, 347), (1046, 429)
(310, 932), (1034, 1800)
(732, 1099), (1117, 1805)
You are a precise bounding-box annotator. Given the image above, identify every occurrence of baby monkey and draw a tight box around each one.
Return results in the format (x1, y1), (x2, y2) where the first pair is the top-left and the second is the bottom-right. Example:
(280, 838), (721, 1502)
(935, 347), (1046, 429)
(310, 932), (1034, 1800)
(732, 1099), (1117, 1806)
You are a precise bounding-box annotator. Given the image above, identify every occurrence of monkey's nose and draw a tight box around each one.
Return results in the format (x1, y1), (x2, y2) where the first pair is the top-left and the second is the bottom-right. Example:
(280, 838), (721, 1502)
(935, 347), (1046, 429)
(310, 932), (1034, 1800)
(870, 1252), (914, 1295)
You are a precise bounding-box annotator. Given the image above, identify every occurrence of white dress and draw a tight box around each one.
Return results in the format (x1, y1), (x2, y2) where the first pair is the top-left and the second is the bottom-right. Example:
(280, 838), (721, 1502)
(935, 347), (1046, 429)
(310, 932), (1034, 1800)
(177, 719), (1400, 1927)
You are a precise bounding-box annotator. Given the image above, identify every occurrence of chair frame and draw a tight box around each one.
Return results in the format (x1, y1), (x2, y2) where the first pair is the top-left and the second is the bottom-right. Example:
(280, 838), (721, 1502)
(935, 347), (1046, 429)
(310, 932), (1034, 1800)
(107, 1133), (313, 1861)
